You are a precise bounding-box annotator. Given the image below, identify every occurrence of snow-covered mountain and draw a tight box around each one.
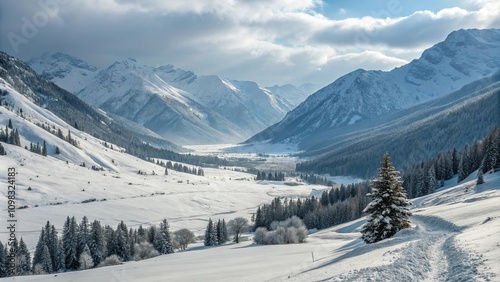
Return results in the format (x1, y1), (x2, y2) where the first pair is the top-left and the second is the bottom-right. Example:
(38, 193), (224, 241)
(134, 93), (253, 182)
(27, 52), (99, 93)
(248, 28), (500, 144)
(266, 83), (316, 108)
(153, 65), (293, 138)
(297, 73), (500, 177)
(77, 59), (248, 145)
(28, 53), (296, 145)
(0, 51), (181, 152)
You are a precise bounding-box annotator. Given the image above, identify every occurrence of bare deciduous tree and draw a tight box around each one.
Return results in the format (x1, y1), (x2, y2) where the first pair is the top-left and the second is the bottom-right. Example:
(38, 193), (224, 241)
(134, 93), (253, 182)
(228, 217), (249, 243)
(174, 229), (195, 251)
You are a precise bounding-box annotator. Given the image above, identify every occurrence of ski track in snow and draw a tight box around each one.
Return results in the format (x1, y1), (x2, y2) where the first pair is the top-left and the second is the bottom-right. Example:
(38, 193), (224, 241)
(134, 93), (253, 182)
(292, 214), (491, 282)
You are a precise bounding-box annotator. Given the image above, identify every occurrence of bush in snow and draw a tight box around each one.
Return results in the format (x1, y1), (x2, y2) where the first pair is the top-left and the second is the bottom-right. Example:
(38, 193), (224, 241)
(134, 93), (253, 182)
(33, 264), (46, 275)
(78, 252), (94, 270)
(97, 255), (122, 267)
(254, 216), (308, 245)
(133, 242), (159, 261)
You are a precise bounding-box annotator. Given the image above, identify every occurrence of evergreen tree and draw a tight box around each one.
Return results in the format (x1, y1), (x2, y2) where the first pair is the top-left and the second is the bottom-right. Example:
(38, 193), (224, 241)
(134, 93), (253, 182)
(147, 226), (156, 244)
(48, 225), (60, 271)
(427, 164), (437, 194)
(40, 245), (53, 274)
(14, 130), (20, 147)
(78, 216), (90, 260)
(458, 146), (471, 182)
(128, 229), (135, 258)
(113, 226), (129, 261)
(62, 216), (79, 270)
(451, 148), (459, 175)
(221, 219), (228, 244)
(55, 146), (60, 154)
(0, 143), (5, 155)
(253, 206), (264, 231)
(137, 225), (146, 243)
(361, 153), (412, 244)
(216, 220), (224, 245)
(491, 133), (500, 171)
(89, 220), (107, 266)
(477, 170), (485, 185)
(17, 238), (31, 275)
(153, 219), (174, 254)
(57, 240), (65, 272)
(0, 241), (7, 277)
(204, 219), (218, 246)
(32, 228), (46, 272)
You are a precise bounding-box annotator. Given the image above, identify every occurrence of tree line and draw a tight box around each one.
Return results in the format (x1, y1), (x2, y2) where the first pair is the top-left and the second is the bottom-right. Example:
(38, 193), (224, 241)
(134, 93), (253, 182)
(0, 118), (75, 156)
(255, 171), (285, 181)
(150, 159), (205, 177)
(402, 127), (500, 198)
(296, 83), (499, 179)
(253, 181), (371, 231)
(0, 216), (193, 277)
(254, 170), (333, 186)
(0, 119), (21, 148)
(254, 127), (500, 236)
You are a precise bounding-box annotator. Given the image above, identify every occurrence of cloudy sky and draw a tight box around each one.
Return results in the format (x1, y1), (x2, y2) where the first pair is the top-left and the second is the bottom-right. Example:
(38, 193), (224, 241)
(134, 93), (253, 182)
(1, 0), (499, 88)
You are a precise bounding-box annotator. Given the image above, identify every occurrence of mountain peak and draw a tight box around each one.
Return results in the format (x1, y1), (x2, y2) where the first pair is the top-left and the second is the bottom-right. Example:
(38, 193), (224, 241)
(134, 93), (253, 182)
(445, 28), (500, 45)
(31, 51), (98, 72)
(27, 51), (99, 93)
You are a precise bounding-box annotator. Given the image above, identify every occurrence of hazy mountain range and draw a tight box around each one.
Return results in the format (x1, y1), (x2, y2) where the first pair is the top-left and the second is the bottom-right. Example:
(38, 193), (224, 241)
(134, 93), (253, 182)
(28, 53), (313, 144)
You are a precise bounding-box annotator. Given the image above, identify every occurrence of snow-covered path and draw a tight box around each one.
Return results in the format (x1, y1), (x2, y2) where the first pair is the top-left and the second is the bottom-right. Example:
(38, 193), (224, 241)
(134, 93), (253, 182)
(285, 209), (494, 282)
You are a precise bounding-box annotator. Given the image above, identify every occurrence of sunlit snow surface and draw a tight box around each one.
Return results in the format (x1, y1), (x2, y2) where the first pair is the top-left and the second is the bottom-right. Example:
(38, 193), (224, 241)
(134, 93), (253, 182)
(5, 172), (499, 281)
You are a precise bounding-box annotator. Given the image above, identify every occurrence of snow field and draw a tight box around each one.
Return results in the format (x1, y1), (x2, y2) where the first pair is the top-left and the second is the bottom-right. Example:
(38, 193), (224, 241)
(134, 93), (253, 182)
(4, 172), (499, 281)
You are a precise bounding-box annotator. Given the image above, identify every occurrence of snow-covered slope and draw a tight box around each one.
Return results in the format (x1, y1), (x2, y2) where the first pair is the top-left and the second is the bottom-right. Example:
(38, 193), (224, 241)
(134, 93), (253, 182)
(0, 83), (323, 251)
(295, 73), (500, 178)
(249, 28), (500, 144)
(0, 51), (181, 152)
(27, 52), (99, 93)
(6, 149), (499, 282)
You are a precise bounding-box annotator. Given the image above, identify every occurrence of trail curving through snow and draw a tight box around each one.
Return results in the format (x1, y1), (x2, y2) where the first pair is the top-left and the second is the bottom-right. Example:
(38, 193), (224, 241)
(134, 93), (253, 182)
(305, 214), (489, 282)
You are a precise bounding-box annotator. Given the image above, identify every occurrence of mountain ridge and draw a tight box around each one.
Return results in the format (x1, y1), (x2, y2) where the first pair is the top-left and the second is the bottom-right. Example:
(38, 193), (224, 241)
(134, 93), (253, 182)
(27, 53), (313, 144)
(247, 28), (500, 145)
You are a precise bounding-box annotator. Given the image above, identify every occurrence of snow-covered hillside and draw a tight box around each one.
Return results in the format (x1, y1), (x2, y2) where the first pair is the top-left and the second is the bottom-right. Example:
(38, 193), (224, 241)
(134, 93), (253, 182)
(0, 83), (324, 251)
(249, 28), (500, 144)
(6, 163), (499, 281)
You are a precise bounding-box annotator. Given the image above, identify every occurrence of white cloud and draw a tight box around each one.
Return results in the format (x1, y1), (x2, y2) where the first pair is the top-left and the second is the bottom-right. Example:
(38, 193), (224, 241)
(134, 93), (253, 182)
(0, 0), (499, 87)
